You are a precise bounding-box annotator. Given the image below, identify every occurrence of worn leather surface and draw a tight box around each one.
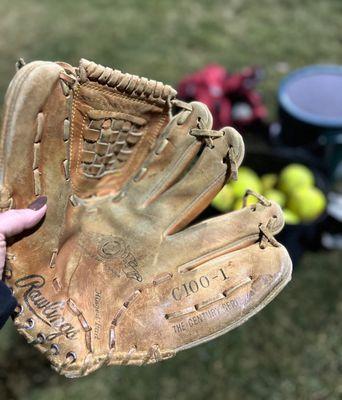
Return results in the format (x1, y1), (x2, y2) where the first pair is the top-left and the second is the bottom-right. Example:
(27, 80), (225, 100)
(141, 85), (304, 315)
(0, 59), (292, 377)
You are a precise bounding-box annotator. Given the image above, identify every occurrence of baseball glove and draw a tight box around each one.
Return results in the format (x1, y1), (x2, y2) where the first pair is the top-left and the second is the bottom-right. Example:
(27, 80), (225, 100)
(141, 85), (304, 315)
(0, 59), (292, 377)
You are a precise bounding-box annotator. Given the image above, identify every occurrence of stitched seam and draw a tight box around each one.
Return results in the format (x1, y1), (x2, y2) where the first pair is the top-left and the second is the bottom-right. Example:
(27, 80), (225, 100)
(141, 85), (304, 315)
(141, 140), (198, 206)
(83, 82), (166, 109)
(69, 86), (79, 194)
(177, 234), (259, 273)
(165, 171), (226, 234)
(79, 59), (176, 104)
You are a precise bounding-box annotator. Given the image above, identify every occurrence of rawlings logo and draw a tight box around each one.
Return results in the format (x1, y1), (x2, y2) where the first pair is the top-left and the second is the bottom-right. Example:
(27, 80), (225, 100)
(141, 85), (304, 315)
(15, 275), (79, 340)
(97, 236), (142, 282)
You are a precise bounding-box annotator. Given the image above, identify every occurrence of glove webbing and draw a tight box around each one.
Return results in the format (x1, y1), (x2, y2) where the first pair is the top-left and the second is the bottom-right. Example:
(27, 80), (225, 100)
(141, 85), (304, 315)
(78, 59), (177, 105)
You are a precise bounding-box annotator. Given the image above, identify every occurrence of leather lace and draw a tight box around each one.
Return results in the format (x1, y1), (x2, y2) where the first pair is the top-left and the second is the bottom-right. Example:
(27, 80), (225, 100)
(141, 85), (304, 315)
(242, 189), (280, 249)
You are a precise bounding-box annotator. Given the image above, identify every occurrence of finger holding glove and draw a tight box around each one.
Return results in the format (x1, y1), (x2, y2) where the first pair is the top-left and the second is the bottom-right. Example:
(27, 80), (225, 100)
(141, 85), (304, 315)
(0, 196), (47, 328)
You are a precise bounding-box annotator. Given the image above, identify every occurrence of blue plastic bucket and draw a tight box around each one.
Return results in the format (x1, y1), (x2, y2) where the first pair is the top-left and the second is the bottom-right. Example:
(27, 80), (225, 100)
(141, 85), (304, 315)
(278, 65), (342, 183)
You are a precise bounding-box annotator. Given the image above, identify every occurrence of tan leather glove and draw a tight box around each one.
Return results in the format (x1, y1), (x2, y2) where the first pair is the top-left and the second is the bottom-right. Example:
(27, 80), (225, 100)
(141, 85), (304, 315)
(0, 59), (291, 377)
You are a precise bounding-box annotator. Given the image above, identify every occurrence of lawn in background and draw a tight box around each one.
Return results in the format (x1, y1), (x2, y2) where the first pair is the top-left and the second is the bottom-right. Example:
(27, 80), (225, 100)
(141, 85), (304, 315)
(0, 1), (341, 399)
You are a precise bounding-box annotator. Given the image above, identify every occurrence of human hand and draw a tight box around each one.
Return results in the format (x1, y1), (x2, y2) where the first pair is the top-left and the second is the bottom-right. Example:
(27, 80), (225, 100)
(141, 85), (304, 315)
(0, 196), (47, 278)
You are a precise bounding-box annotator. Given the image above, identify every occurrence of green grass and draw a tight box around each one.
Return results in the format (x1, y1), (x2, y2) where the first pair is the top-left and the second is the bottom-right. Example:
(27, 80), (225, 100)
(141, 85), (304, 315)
(1, 0), (342, 115)
(0, 1), (341, 399)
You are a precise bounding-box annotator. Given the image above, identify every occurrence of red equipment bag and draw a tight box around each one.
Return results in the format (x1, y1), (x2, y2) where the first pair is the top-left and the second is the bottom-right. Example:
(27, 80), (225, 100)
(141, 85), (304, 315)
(178, 64), (267, 130)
